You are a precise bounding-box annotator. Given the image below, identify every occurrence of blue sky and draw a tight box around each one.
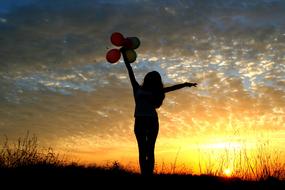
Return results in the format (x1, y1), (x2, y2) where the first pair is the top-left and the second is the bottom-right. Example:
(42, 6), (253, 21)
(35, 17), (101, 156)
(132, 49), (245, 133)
(0, 0), (34, 13)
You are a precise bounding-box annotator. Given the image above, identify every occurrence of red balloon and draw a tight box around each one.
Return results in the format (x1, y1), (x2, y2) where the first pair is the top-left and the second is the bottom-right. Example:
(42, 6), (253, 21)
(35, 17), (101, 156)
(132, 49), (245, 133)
(123, 38), (132, 49)
(106, 49), (121, 63)
(111, 32), (125, 46)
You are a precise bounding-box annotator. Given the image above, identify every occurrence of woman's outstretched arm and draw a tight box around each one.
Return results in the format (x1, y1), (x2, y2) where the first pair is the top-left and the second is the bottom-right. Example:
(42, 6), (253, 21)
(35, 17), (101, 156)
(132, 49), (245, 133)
(163, 82), (197, 93)
(120, 48), (140, 92)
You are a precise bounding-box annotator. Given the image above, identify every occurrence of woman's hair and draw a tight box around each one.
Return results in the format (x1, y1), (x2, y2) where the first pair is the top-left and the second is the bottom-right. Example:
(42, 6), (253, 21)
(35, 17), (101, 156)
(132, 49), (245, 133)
(142, 71), (165, 108)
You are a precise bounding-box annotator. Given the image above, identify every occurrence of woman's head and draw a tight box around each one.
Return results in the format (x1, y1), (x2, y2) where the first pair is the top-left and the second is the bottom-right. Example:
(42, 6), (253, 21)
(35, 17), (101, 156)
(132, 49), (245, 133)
(142, 71), (165, 108)
(142, 71), (163, 90)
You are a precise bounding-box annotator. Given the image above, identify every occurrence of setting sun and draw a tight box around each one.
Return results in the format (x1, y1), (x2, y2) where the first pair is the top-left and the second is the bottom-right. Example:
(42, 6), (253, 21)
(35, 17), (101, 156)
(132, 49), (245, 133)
(224, 168), (232, 177)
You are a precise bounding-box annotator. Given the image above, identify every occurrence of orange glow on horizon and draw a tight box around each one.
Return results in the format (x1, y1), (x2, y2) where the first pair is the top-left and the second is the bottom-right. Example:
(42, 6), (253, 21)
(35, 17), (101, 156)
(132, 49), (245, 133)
(224, 168), (232, 177)
(55, 124), (285, 180)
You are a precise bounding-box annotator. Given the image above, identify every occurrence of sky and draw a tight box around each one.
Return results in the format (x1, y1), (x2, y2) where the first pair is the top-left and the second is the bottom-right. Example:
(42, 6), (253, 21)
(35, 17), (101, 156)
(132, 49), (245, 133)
(0, 0), (284, 174)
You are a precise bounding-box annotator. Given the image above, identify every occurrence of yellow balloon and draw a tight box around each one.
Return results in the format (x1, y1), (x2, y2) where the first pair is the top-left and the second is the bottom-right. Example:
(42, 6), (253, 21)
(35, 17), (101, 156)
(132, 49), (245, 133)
(125, 49), (137, 63)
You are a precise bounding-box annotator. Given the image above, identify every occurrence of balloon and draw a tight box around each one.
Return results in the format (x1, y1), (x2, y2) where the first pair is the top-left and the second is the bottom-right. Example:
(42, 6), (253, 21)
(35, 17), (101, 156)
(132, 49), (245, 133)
(111, 32), (125, 46)
(124, 37), (140, 49)
(106, 49), (121, 63)
(124, 49), (137, 63)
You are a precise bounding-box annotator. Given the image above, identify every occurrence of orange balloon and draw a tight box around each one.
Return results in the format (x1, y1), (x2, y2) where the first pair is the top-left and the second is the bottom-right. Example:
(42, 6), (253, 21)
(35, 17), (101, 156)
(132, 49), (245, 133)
(111, 32), (125, 47)
(106, 49), (121, 63)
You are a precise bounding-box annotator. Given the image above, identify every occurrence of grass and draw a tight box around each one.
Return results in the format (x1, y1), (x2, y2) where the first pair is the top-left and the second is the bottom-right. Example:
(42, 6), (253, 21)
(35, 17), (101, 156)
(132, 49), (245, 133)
(197, 140), (285, 181)
(0, 132), (133, 173)
(0, 133), (285, 189)
(0, 132), (63, 169)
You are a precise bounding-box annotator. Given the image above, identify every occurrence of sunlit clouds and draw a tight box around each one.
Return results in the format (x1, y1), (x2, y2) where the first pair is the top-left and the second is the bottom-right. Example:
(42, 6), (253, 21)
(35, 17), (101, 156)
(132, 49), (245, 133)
(0, 0), (284, 173)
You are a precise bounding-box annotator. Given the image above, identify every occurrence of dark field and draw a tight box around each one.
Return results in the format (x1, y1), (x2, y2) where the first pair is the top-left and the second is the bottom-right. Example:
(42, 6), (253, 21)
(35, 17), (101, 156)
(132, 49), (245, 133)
(1, 164), (285, 190)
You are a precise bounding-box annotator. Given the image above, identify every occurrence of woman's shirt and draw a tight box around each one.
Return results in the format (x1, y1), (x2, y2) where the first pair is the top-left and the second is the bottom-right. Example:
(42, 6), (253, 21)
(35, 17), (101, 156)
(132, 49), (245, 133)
(134, 88), (157, 118)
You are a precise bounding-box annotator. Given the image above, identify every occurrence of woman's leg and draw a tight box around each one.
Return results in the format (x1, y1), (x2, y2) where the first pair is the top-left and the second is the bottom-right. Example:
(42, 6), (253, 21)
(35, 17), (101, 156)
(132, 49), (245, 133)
(134, 118), (147, 175)
(146, 117), (159, 175)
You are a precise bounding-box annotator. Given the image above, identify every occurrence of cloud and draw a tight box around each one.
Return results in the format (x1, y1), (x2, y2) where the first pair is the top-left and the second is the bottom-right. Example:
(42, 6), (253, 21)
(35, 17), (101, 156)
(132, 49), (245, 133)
(1, 0), (285, 69)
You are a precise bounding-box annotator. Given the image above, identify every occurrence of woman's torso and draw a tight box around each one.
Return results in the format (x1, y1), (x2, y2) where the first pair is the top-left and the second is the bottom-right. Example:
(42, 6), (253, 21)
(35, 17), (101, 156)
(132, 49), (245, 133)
(134, 88), (157, 118)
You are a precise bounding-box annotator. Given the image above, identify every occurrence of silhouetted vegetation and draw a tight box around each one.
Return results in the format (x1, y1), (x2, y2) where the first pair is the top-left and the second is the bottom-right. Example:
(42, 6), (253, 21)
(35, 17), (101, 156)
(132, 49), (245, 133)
(0, 132), (134, 174)
(0, 132), (63, 169)
(197, 140), (285, 181)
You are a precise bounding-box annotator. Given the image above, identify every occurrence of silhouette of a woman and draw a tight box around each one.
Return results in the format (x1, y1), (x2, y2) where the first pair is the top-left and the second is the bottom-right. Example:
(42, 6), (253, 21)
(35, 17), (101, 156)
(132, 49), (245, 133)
(121, 48), (197, 176)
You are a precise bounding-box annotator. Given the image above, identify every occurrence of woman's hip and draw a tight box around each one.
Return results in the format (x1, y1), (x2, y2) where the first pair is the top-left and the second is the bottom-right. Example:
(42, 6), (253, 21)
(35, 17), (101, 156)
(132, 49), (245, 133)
(134, 116), (159, 134)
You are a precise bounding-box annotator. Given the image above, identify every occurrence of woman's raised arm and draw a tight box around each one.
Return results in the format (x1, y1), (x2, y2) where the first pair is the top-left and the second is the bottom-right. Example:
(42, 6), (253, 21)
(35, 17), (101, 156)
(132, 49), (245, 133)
(121, 47), (140, 93)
